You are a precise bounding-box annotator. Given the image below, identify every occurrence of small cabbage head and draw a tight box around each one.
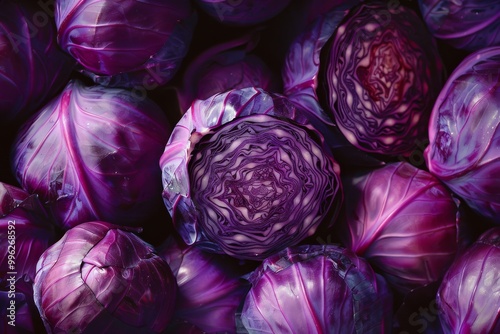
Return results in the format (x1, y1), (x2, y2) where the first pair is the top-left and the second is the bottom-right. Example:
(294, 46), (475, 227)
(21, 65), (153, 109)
(437, 227), (500, 333)
(239, 244), (393, 333)
(33, 221), (177, 334)
(0, 0), (75, 124)
(334, 162), (460, 294)
(419, 0), (500, 51)
(55, 0), (196, 88)
(425, 46), (500, 224)
(160, 87), (343, 260)
(194, 0), (291, 26)
(12, 79), (171, 230)
(158, 236), (250, 333)
(321, 1), (444, 156)
(0, 182), (57, 333)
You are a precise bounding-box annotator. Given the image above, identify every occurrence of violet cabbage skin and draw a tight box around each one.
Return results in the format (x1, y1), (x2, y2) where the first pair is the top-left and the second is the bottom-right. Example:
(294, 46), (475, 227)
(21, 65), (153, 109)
(0, 0), (75, 124)
(11, 79), (171, 230)
(0, 182), (57, 333)
(158, 236), (250, 333)
(437, 227), (500, 333)
(160, 87), (342, 260)
(177, 31), (281, 113)
(194, 0), (291, 26)
(320, 1), (444, 156)
(55, 0), (196, 88)
(33, 221), (177, 334)
(334, 162), (459, 294)
(419, 0), (500, 51)
(424, 46), (500, 224)
(239, 244), (393, 334)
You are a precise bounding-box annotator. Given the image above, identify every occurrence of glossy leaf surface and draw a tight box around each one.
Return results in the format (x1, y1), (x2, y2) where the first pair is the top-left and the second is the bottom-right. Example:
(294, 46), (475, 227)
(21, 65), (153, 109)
(55, 0), (196, 88)
(425, 46), (500, 223)
(33, 221), (177, 333)
(240, 244), (393, 333)
(335, 162), (459, 294)
(12, 80), (171, 230)
(437, 227), (500, 333)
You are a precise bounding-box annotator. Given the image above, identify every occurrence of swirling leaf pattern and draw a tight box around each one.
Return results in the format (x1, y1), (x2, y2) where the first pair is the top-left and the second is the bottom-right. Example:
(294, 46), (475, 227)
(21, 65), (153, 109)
(323, 1), (444, 156)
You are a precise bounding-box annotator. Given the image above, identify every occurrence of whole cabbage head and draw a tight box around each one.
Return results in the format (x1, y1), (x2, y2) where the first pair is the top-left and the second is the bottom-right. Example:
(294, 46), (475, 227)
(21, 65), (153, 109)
(194, 0), (291, 26)
(239, 244), (393, 333)
(320, 0), (444, 156)
(419, 0), (500, 51)
(160, 87), (343, 260)
(55, 0), (196, 88)
(33, 221), (177, 334)
(424, 46), (500, 224)
(334, 162), (460, 294)
(0, 0), (75, 124)
(11, 79), (171, 230)
(437, 227), (500, 333)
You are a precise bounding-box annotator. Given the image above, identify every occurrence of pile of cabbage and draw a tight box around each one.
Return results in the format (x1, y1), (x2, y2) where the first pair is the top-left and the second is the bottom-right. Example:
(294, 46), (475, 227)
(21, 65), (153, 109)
(1, 0), (499, 333)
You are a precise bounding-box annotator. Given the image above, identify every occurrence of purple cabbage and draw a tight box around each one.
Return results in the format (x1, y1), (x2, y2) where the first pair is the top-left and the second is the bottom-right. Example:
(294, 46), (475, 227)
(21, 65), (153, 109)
(0, 0), (75, 124)
(239, 244), (393, 333)
(280, 1), (386, 170)
(11, 79), (171, 230)
(334, 162), (460, 294)
(282, 2), (356, 119)
(55, 0), (196, 88)
(437, 227), (500, 333)
(419, 0), (500, 51)
(320, 1), (444, 156)
(194, 0), (291, 26)
(160, 87), (343, 260)
(33, 221), (177, 334)
(424, 46), (500, 224)
(176, 31), (281, 113)
(0, 182), (57, 333)
(158, 236), (250, 333)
